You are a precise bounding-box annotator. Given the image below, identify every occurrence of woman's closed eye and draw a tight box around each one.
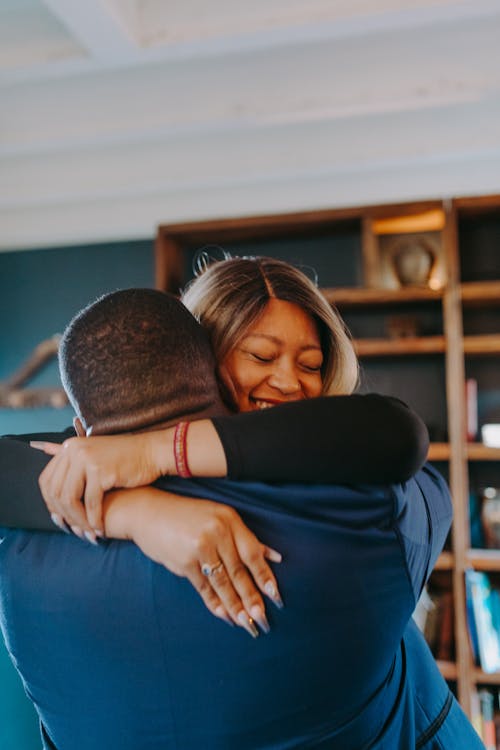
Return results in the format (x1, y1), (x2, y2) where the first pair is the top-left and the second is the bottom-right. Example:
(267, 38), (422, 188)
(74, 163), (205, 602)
(251, 353), (275, 363)
(300, 362), (322, 372)
(241, 348), (276, 363)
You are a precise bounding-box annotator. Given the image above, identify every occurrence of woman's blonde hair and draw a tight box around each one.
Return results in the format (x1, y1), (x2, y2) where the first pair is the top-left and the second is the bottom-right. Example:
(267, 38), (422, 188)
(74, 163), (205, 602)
(181, 256), (358, 395)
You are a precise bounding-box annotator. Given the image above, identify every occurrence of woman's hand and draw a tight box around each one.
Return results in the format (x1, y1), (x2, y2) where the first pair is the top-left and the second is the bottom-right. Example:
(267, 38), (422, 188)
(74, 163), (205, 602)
(104, 487), (283, 637)
(34, 432), (172, 537)
(33, 421), (228, 538)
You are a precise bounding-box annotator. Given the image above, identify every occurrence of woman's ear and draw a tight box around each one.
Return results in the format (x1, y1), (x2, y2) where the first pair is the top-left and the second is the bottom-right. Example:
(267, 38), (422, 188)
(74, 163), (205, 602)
(73, 416), (86, 437)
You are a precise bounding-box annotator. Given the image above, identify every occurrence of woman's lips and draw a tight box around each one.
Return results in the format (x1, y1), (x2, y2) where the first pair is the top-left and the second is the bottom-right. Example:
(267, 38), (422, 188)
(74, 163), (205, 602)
(251, 398), (285, 410)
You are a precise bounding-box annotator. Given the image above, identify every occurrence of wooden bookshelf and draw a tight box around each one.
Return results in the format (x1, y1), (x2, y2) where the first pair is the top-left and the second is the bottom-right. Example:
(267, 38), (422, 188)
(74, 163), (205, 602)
(156, 194), (500, 718)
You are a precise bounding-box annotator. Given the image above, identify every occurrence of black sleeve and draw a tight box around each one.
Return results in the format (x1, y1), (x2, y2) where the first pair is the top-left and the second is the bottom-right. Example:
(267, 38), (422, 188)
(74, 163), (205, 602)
(0, 427), (75, 530)
(211, 394), (429, 484)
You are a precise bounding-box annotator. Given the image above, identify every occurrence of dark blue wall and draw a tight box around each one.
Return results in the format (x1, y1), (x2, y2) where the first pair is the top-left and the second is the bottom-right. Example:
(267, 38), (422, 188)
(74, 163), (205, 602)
(0, 239), (154, 749)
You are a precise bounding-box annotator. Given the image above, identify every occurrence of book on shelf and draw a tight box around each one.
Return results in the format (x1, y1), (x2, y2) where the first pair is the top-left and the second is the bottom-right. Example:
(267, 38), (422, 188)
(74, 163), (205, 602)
(465, 570), (500, 673)
(467, 378), (478, 442)
(472, 687), (499, 750)
(413, 585), (454, 662)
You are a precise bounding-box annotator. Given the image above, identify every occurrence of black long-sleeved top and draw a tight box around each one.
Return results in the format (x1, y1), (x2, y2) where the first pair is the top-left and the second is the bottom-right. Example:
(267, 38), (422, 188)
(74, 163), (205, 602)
(0, 394), (429, 531)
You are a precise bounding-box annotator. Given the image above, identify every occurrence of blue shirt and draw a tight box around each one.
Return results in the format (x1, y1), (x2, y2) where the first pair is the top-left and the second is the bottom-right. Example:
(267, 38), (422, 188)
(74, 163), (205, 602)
(0, 465), (483, 749)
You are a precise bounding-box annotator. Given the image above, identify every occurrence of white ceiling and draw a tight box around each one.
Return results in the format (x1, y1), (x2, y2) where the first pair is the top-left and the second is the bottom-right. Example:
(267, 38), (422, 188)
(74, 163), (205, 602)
(2, 0), (500, 250)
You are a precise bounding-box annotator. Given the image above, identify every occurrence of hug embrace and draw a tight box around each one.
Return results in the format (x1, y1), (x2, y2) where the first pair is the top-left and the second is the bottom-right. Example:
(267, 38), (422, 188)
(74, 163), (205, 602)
(0, 256), (483, 748)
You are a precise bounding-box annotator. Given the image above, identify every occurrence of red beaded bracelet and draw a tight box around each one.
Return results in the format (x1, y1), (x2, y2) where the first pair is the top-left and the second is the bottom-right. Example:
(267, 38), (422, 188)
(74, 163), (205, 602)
(173, 421), (192, 478)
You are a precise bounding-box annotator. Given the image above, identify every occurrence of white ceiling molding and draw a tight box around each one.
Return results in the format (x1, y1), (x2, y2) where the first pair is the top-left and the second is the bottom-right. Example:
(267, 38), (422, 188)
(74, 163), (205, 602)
(1, 0), (500, 250)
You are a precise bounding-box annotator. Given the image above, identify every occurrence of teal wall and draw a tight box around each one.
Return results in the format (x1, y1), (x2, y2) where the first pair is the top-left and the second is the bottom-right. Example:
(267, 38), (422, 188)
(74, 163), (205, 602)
(0, 239), (153, 749)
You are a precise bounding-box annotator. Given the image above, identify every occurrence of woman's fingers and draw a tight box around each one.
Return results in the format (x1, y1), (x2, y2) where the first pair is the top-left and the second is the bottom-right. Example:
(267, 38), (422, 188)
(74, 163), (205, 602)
(232, 527), (284, 611)
(197, 512), (283, 636)
(83, 468), (106, 536)
(199, 554), (263, 637)
(38, 450), (96, 537)
(30, 440), (61, 456)
(183, 569), (234, 627)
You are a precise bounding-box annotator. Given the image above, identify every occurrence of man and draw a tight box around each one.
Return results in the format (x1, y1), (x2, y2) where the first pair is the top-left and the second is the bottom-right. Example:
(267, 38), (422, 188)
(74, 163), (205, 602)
(0, 289), (483, 749)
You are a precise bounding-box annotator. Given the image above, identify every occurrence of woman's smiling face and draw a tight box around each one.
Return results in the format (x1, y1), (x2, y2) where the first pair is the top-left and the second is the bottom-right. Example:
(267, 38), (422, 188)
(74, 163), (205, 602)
(219, 298), (324, 412)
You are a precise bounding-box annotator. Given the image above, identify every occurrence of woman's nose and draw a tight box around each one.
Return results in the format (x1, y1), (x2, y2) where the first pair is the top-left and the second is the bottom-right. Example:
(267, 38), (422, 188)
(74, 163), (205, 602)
(267, 362), (301, 394)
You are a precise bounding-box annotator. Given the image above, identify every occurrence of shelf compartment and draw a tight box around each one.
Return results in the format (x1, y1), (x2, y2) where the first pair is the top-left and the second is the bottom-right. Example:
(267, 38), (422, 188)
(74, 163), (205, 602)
(467, 549), (500, 571)
(355, 336), (445, 357)
(463, 334), (500, 355)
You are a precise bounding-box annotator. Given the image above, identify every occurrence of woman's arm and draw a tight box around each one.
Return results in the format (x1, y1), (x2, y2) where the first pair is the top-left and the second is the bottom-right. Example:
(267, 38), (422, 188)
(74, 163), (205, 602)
(0, 427), (75, 529)
(0, 435), (282, 632)
(213, 394), (429, 484)
(35, 393), (428, 536)
(0, 438), (57, 530)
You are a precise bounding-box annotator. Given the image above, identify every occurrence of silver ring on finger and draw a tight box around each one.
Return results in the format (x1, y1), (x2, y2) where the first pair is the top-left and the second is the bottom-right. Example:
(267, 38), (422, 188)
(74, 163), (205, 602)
(201, 560), (224, 578)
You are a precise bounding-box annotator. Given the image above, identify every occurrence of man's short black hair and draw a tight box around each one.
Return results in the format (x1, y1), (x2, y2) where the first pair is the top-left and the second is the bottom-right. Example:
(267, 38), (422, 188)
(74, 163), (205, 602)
(59, 288), (220, 434)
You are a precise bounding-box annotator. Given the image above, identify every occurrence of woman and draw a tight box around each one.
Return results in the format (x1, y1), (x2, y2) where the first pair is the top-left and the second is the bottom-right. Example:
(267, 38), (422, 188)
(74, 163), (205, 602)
(2, 256), (428, 628)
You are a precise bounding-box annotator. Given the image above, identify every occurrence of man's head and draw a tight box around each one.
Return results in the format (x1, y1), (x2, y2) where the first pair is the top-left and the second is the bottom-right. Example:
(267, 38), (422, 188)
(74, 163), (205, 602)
(59, 288), (223, 435)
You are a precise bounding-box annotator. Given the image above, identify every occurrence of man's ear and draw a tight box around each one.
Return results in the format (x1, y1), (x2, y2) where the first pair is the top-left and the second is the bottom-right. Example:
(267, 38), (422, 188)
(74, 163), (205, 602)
(73, 416), (86, 437)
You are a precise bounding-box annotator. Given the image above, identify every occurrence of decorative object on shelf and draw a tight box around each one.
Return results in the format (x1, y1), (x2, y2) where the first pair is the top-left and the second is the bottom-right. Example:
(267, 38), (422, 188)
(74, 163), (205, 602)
(386, 314), (421, 339)
(390, 237), (437, 287)
(482, 424), (500, 448)
(481, 487), (500, 549)
(0, 336), (68, 409)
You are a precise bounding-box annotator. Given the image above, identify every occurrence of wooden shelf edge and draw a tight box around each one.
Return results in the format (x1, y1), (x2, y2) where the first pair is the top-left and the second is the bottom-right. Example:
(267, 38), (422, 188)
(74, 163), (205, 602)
(428, 443), (450, 461)
(463, 334), (500, 355)
(461, 280), (500, 305)
(437, 660), (458, 681)
(322, 286), (444, 307)
(466, 549), (500, 571)
(434, 551), (454, 570)
(466, 444), (500, 461)
(473, 668), (500, 685)
(355, 336), (446, 356)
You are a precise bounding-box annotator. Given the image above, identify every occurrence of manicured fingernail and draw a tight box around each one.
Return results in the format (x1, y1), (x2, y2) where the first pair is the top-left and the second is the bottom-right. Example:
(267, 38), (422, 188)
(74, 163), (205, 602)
(267, 548), (282, 563)
(94, 529), (105, 538)
(70, 526), (84, 539)
(30, 441), (45, 450)
(265, 581), (284, 609)
(237, 611), (259, 638)
(250, 605), (270, 634)
(215, 606), (234, 626)
(51, 513), (69, 533)
(84, 531), (98, 546)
